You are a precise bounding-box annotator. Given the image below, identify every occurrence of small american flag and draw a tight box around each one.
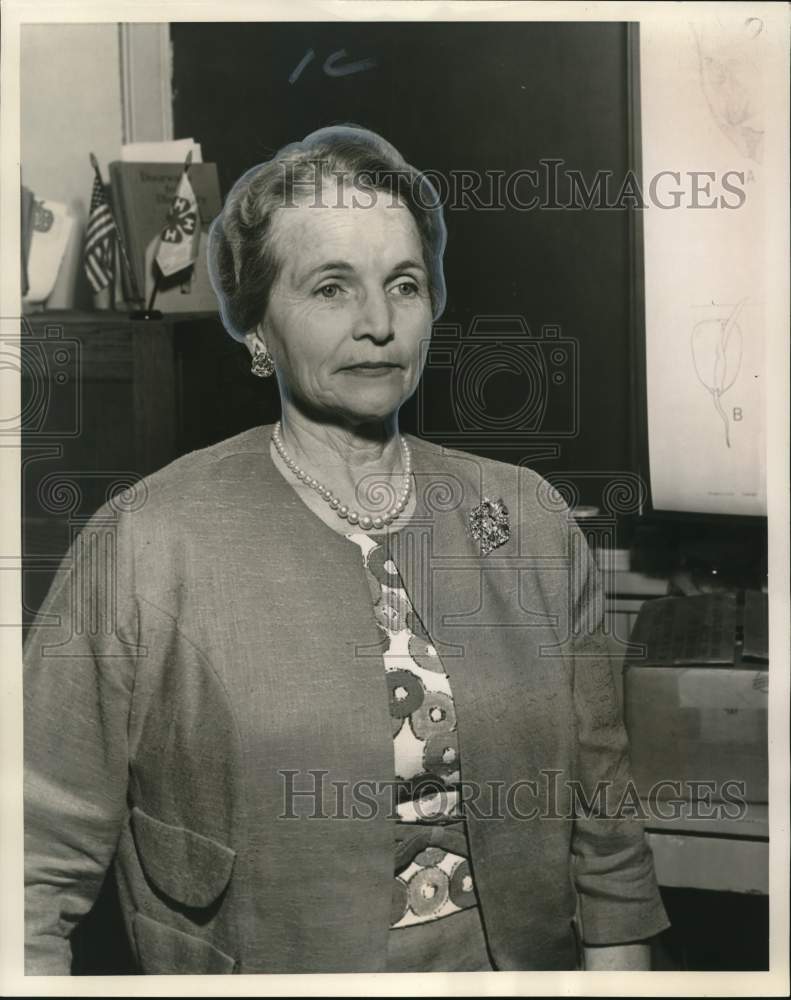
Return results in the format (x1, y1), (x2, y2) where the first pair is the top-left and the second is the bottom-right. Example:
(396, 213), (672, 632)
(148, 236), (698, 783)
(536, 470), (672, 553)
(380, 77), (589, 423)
(84, 174), (116, 292)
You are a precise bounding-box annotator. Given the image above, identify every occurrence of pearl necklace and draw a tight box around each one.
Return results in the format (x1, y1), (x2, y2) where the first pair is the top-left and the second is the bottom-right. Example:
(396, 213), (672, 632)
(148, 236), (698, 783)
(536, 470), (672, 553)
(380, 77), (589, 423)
(271, 420), (412, 531)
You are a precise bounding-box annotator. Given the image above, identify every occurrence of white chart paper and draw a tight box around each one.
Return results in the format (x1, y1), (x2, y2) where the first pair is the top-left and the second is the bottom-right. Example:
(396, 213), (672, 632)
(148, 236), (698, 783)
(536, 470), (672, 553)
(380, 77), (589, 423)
(641, 17), (767, 515)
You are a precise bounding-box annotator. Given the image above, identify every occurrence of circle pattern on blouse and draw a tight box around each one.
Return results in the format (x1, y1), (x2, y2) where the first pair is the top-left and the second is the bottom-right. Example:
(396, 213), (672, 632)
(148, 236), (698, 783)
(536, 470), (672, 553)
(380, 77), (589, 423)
(347, 531), (480, 929)
(392, 850), (476, 927)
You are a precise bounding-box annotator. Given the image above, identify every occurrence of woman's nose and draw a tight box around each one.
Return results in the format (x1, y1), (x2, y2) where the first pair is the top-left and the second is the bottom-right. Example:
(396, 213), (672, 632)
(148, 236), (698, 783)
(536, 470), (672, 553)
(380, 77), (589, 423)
(353, 289), (394, 343)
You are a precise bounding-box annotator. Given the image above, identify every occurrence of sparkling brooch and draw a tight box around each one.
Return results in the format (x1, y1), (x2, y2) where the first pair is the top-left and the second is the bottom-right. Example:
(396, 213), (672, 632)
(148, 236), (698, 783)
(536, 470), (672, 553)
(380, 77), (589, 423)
(468, 497), (510, 556)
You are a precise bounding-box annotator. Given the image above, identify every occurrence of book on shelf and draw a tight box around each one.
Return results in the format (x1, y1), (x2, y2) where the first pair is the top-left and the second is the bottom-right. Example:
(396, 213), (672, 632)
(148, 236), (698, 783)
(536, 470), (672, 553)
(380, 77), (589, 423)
(109, 161), (222, 312)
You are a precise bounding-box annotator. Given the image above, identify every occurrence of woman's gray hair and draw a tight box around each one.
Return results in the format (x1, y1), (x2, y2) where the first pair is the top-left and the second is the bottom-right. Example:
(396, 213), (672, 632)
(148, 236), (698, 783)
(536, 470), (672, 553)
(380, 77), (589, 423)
(208, 125), (448, 342)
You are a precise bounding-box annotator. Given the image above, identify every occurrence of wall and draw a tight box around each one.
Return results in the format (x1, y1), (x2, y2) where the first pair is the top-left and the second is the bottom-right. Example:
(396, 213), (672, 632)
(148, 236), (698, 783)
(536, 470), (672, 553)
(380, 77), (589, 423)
(21, 23), (122, 212)
(20, 23), (123, 307)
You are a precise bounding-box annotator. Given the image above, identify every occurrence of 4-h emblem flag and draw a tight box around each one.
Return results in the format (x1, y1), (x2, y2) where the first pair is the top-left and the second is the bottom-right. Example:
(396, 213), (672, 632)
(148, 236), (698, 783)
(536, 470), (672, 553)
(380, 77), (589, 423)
(154, 171), (200, 278)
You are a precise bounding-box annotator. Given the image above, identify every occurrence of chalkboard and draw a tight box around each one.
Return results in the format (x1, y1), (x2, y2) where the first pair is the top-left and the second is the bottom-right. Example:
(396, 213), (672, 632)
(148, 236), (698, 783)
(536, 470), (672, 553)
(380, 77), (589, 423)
(172, 21), (637, 513)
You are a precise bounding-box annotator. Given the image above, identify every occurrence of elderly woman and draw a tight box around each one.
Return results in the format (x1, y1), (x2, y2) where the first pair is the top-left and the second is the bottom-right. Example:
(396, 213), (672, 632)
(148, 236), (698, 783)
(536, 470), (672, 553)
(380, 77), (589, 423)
(24, 125), (669, 974)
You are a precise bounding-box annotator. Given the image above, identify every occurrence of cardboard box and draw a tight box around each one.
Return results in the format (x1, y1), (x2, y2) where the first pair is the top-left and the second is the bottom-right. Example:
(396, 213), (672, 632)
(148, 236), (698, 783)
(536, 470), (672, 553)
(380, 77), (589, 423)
(623, 592), (768, 804)
(624, 661), (768, 803)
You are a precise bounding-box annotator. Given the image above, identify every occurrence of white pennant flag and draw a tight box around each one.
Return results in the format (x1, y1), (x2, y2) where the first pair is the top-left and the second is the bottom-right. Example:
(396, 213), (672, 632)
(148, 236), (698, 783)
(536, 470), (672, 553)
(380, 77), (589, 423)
(155, 168), (200, 278)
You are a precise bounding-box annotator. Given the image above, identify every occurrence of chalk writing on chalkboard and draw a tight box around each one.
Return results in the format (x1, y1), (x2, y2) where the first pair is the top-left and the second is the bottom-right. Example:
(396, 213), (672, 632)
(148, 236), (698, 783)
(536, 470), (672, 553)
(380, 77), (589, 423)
(288, 49), (315, 84)
(288, 47), (377, 84)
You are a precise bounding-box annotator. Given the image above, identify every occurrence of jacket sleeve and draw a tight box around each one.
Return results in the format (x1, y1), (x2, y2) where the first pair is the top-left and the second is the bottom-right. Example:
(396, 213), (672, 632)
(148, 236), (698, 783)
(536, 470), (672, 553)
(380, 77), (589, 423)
(23, 505), (138, 974)
(566, 518), (670, 946)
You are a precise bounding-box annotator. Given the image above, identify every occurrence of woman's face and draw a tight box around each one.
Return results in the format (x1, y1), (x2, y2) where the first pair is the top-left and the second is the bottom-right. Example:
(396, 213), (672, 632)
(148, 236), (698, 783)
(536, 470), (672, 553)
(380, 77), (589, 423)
(259, 182), (434, 426)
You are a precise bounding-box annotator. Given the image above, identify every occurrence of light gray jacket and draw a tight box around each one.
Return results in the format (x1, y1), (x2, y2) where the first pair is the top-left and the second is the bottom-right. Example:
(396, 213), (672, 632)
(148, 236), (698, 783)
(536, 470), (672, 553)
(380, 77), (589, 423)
(24, 425), (669, 973)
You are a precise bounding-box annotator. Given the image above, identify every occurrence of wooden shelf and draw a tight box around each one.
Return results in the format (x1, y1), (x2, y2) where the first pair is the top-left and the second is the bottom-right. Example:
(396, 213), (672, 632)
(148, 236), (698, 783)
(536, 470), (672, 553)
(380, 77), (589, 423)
(640, 791), (768, 895)
(647, 831), (768, 895)
(22, 308), (221, 327)
(643, 801), (768, 840)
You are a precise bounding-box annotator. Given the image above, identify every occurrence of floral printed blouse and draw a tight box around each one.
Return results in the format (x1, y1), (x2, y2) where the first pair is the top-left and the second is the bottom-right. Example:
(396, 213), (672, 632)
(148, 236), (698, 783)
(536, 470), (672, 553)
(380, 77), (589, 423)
(347, 531), (494, 971)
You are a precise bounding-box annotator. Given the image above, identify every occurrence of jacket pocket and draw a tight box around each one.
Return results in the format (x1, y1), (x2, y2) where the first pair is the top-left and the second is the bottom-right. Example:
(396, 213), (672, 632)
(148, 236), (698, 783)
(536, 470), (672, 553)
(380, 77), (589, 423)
(133, 911), (237, 974)
(130, 806), (236, 909)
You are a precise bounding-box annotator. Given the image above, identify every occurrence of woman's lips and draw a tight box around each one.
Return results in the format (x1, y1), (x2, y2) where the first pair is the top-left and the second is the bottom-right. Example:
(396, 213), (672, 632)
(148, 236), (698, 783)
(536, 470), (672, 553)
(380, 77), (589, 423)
(340, 363), (402, 376)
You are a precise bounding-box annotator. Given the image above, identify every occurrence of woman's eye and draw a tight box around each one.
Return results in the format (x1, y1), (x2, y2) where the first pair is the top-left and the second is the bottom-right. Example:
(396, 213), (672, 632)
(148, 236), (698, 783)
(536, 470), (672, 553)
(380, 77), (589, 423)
(393, 280), (419, 297)
(317, 283), (341, 299)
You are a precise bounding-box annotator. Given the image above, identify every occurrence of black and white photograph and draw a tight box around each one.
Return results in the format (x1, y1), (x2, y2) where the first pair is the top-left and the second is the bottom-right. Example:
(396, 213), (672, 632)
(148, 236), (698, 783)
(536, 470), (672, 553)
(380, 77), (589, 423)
(1, 0), (788, 994)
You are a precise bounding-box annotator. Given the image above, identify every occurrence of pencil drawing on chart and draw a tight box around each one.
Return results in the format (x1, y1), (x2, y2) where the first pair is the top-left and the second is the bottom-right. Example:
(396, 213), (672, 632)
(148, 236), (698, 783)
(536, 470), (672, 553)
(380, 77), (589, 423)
(691, 298), (746, 449)
(692, 18), (765, 164)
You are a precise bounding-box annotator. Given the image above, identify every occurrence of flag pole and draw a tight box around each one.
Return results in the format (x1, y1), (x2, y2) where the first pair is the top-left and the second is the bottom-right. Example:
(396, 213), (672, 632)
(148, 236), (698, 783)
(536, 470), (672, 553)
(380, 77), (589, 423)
(147, 149), (194, 316)
(146, 271), (160, 314)
(89, 153), (144, 310)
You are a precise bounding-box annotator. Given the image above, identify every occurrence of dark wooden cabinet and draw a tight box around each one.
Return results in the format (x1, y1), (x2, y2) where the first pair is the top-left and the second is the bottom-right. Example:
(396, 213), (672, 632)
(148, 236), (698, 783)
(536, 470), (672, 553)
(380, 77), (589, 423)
(20, 309), (280, 627)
